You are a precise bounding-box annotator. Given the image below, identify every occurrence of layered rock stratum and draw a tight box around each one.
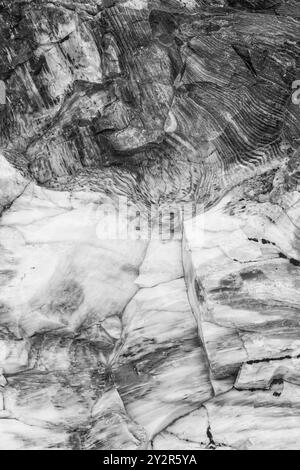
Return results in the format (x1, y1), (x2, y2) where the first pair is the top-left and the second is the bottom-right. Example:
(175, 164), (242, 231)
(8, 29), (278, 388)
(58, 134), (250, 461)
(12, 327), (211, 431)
(0, 0), (300, 450)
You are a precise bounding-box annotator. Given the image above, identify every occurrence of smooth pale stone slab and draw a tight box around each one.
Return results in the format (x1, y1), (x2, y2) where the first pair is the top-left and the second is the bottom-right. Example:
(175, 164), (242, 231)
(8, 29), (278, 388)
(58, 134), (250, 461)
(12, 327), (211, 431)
(0, 419), (70, 450)
(119, 278), (202, 362)
(136, 239), (183, 288)
(115, 278), (213, 438)
(153, 432), (206, 450)
(205, 383), (300, 450)
(0, 183), (147, 338)
(240, 327), (300, 362)
(152, 407), (209, 450)
(183, 190), (300, 386)
(0, 153), (28, 215)
(83, 387), (147, 450)
(0, 338), (30, 374)
(201, 322), (248, 379)
(118, 347), (212, 441)
(0, 183), (151, 444)
(236, 358), (300, 390)
(244, 204), (300, 262)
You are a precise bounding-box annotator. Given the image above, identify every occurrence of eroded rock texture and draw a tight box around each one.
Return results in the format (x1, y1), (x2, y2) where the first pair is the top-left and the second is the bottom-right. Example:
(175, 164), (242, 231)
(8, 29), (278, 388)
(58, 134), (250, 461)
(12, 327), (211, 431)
(0, 0), (300, 450)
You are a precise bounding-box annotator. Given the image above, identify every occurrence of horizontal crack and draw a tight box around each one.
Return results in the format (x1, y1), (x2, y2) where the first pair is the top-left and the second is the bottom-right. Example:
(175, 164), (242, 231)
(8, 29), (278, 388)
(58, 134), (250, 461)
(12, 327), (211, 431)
(246, 353), (300, 365)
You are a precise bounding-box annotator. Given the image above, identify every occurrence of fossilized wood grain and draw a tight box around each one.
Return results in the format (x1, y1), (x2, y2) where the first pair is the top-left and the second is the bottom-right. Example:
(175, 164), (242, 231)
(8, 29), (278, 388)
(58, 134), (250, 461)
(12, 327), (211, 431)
(0, 0), (299, 204)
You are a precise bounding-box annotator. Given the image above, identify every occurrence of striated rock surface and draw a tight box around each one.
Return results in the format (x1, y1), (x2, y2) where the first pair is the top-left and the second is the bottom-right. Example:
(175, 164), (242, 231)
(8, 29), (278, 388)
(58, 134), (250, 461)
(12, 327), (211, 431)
(0, 0), (300, 451)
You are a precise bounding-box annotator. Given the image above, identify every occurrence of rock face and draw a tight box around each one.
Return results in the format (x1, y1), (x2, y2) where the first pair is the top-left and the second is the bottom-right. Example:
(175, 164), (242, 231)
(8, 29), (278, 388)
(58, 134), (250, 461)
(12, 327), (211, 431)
(0, 0), (300, 450)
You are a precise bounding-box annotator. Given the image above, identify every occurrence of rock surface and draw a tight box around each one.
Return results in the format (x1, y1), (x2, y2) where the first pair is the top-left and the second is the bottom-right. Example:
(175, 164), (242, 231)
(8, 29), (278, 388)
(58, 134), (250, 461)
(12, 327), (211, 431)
(0, 0), (300, 450)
